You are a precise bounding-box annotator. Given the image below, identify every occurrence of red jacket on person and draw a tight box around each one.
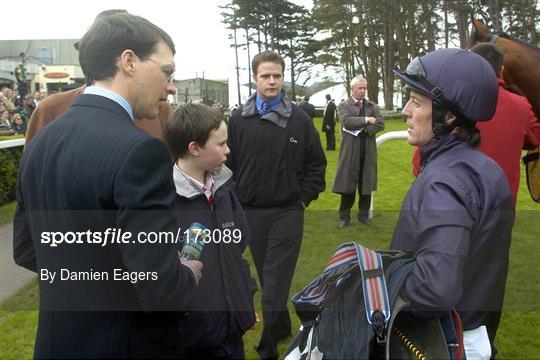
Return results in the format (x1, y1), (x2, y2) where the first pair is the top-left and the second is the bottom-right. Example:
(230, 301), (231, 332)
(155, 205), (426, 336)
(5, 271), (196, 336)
(412, 78), (540, 205)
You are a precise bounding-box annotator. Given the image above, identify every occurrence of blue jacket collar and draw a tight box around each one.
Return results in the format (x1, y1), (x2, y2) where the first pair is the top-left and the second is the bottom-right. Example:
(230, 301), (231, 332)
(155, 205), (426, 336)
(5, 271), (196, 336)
(420, 134), (471, 170)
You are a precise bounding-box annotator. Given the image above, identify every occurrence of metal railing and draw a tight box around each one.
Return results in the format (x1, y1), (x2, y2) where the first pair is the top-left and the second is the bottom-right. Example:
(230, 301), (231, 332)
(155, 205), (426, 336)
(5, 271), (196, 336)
(1, 131), (409, 218)
(376, 130), (408, 148)
(369, 130), (409, 218)
(0, 131), (409, 151)
(0, 138), (25, 149)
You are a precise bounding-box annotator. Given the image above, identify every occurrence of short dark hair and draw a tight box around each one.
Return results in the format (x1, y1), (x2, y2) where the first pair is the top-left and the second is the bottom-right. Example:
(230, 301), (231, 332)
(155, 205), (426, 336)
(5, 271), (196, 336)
(73, 10), (128, 51)
(78, 13), (175, 84)
(470, 43), (503, 77)
(252, 51), (285, 75)
(96, 9), (128, 18)
(166, 104), (224, 160)
(325, 94), (331, 100)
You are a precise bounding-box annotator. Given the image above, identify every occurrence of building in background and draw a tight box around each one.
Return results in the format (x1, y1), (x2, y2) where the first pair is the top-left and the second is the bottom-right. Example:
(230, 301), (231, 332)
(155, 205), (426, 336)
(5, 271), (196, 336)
(174, 77), (228, 108)
(0, 39), (84, 94)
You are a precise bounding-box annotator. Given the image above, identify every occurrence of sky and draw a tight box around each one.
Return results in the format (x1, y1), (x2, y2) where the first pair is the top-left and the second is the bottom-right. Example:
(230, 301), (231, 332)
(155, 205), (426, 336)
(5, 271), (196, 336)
(0, 0), (313, 82)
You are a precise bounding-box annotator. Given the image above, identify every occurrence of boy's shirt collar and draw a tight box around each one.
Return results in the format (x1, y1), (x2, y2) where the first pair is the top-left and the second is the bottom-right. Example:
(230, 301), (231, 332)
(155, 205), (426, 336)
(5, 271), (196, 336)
(174, 164), (214, 201)
(173, 164), (233, 199)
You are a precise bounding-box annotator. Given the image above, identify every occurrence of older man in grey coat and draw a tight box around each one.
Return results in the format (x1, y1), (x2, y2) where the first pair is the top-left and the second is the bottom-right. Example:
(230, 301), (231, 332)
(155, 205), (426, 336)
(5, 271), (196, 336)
(332, 76), (384, 227)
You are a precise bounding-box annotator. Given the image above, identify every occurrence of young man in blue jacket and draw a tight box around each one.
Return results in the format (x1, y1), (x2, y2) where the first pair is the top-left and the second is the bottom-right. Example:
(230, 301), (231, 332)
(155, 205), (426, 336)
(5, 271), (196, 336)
(166, 103), (256, 359)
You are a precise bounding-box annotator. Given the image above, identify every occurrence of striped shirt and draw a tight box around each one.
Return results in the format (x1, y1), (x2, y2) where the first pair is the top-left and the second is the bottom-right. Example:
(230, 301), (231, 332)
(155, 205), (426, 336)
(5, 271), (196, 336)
(84, 86), (134, 121)
(174, 164), (215, 205)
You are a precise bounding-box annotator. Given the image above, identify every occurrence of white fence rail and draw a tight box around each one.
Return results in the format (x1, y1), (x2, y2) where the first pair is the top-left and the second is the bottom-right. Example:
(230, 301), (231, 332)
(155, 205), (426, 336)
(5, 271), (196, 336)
(0, 138), (25, 149)
(369, 130), (409, 218)
(376, 130), (408, 148)
(2, 132), (409, 218)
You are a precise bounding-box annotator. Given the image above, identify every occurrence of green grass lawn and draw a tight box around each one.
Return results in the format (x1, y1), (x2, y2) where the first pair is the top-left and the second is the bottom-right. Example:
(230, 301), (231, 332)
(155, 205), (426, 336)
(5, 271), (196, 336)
(1, 118), (538, 359)
(0, 203), (17, 227)
(0, 134), (24, 142)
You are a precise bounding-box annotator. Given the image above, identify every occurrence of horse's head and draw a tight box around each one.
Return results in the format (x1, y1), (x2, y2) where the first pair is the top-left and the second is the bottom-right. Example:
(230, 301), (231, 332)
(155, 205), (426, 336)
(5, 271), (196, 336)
(468, 19), (494, 48)
(468, 18), (540, 125)
(468, 20), (522, 91)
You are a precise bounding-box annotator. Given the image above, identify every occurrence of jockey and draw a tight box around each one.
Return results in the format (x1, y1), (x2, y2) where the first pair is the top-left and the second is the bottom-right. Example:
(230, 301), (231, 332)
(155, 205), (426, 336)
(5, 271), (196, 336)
(391, 48), (514, 359)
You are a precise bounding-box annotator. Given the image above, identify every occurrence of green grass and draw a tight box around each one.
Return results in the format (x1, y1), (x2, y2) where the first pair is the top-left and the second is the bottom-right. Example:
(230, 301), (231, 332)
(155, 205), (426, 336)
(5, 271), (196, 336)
(249, 117), (540, 359)
(0, 202), (16, 227)
(0, 135), (24, 142)
(0, 279), (38, 360)
(1, 118), (538, 359)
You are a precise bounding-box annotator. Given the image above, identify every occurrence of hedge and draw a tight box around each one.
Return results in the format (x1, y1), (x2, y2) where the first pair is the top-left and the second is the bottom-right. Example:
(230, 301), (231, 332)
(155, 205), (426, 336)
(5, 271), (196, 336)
(0, 146), (23, 206)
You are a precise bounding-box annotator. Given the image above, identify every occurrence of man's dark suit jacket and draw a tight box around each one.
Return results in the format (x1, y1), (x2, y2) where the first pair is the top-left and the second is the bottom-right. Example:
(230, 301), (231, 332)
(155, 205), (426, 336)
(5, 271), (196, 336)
(322, 100), (336, 132)
(299, 101), (316, 120)
(13, 94), (195, 358)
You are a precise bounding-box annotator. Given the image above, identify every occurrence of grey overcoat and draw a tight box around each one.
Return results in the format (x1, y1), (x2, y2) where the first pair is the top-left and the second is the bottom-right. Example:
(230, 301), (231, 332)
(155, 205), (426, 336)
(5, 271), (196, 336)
(332, 97), (384, 194)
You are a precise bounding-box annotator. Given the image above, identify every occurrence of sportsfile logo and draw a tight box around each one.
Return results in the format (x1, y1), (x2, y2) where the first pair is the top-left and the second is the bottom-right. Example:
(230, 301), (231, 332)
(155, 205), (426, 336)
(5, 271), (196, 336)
(40, 227), (242, 247)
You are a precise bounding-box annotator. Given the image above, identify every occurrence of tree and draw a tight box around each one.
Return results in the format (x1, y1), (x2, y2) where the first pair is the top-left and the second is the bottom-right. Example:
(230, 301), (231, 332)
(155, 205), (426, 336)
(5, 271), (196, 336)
(221, 2), (243, 105)
(225, 0), (540, 110)
(274, 4), (317, 98)
(222, 0), (317, 99)
(312, 0), (360, 93)
(382, 0), (397, 110)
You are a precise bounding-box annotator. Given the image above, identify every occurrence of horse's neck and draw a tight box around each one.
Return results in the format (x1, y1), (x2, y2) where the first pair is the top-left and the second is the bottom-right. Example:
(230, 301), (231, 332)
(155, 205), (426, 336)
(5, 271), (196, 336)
(506, 69), (540, 122)
(499, 39), (540, 71)
(498, 38), (540, 119)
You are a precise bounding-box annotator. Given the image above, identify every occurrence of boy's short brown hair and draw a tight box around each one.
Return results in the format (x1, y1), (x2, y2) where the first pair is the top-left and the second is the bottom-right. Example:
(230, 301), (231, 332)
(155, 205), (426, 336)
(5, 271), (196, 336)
(165, 103), (223, 160)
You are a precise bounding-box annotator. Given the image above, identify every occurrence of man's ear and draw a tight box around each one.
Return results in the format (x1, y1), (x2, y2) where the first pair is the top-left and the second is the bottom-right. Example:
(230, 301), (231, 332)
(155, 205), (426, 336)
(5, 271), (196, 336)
(118, 49), (136, 76)
(187, 141), (200, 157)
(445, 111), (456, 125)
(252, 72), (257, 83)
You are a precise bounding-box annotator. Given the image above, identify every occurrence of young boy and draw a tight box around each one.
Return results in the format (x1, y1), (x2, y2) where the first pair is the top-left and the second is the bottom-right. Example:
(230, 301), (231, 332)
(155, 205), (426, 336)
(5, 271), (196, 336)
(166, 103), (256, 359)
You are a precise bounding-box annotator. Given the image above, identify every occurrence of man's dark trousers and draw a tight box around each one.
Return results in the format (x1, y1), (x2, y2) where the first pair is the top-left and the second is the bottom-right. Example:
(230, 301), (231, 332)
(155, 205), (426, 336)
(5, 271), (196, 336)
(324, 127), (335, 150)
(339, 136), (371, 222)
(245, 205), (304, 360)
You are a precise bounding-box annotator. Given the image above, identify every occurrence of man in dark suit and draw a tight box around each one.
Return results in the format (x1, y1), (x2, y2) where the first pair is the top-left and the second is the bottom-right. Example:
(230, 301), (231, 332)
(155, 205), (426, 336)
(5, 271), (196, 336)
(298, 95), (315, 121)
(322, 94), (336, 150)
(13, 13), (202, 359)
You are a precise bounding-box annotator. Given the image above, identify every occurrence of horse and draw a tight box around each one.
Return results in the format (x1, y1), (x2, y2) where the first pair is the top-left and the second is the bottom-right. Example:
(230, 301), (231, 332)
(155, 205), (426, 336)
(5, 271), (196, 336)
(469, 19), (540, 203)
(469, 19), (540, 120)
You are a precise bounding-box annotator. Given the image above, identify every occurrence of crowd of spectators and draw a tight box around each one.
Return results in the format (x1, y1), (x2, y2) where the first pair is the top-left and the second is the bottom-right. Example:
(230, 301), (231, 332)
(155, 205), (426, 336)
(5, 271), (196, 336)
(0, 86), (46, 136)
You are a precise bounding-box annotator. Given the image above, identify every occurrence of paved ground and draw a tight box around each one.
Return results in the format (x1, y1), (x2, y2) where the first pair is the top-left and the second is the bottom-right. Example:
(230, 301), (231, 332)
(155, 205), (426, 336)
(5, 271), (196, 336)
(0, 222), (36, 302)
